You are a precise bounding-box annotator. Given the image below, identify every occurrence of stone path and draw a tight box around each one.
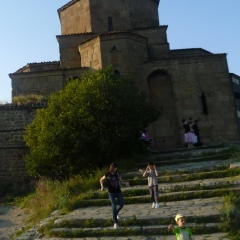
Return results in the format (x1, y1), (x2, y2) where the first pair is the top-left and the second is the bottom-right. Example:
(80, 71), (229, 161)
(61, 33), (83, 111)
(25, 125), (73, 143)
(38, 234), (230, 240)
(0, 204), (29, 240)
(52, 197), (223, 222)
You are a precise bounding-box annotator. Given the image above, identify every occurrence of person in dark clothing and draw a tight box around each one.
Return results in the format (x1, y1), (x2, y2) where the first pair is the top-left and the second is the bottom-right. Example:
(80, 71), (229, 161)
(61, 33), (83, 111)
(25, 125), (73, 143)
(182, 119), (188, 148)
(192, 120), (202, 146)
(100, 162), (129, 229)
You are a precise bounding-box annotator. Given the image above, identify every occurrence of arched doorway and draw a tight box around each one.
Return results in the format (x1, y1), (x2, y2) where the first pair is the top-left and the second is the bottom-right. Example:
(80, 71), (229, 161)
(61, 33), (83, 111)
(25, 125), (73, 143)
(147, 70), (179, 150)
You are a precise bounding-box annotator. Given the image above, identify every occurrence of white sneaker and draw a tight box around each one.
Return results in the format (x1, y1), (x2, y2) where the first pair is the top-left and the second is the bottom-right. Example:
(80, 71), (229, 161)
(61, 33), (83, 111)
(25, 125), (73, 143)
(152, 202), (155, 208)
(155, 203), (160, 209)
(117, 215), (121, 220)
(114, 223), (118, 229)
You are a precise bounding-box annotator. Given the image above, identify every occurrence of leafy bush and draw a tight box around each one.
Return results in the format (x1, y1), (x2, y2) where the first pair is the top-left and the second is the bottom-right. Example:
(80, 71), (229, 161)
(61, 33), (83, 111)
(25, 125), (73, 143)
(221, 192), (240, 238)
(24, 67), (160, 179)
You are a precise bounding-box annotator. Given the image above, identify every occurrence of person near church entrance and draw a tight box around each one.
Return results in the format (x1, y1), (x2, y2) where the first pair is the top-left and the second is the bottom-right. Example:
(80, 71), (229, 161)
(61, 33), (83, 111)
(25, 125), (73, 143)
(145, 130), (152, 148)
(192, 120), (202, 147)
(140, 130), (146, 140)
(140, 129), (152, 149)
(100, 162), (129, 229)
(182, 118), (194, 148)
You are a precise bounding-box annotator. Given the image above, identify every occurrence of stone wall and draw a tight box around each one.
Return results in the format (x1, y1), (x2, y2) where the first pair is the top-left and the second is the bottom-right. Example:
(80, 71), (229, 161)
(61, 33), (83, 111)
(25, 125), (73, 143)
(0, 104), (46, 190)
(58, 33), (94, 68)
(10, 68), (89, 98)
(59, 0), (92, 34)
(11, 70), (65, 98)
(143, 54), (240, 149)
(78, 32), (149, 75)
(58, 0), (159, 34)
(134, 27), (170, 59)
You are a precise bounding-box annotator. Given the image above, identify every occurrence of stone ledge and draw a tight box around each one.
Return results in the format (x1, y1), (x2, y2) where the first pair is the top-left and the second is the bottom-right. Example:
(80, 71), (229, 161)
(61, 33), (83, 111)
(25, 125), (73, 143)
(230, 162), (240, 169)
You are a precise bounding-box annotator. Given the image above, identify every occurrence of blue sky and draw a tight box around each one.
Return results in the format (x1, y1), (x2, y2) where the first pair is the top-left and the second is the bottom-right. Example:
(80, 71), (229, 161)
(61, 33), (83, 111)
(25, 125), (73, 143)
(0, 0), (239, 102)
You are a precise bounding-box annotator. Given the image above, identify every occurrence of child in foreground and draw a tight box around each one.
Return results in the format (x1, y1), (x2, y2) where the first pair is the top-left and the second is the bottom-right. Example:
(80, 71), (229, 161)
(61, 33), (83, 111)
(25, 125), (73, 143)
(168, 214), (193, 240)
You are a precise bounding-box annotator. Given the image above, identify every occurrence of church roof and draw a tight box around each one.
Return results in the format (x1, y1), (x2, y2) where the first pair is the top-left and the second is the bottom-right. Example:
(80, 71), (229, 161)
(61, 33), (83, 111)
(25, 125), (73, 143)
(170, 48), (213, 56)
(56, 32), (94, 38)
(78, 31), (147, 46)
(168, 48), (227, 59)
(56, 25), (168, 38)
(11, 61), (61, 74)
(9, 61), (88, 75)
(230, 72), (240, 79)
(144, 49), (226, 63)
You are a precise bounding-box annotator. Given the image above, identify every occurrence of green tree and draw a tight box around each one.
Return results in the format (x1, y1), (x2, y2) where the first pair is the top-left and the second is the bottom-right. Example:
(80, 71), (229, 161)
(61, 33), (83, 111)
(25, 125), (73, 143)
(24, 67), (160, 180)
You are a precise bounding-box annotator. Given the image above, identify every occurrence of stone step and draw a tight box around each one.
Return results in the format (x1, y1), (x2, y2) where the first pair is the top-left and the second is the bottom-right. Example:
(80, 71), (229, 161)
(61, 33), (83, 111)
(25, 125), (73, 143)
(128, 176), (240, 194)
(34, 197), (227, 239)
(138, 153), (231, 168)
(74, 187), (237, 208)
(39, 197), (224, 228)
(48, 223), (221, 238)
(79, 178), (240, 205)
(123, 158), (236, 178)
(36, 232), (231, 240)
(147, 146), (229, 160)
(15, 146), (237, 240)
(72, 188), (239, 208)
(125, 168), (240, 186)
(53, 215), (222, 229)
(78, 177), (240, 201)
(149, 143), (226, 152)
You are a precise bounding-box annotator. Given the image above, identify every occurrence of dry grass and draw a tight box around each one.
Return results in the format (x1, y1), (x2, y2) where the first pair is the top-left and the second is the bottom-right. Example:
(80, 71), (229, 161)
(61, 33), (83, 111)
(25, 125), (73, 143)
(21, 170), (104, 224)
(12, 94), (47, 104)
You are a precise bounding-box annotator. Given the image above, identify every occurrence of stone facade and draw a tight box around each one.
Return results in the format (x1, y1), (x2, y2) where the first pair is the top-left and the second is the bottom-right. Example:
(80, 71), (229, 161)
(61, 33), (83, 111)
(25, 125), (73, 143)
(230, 73), (240, 131)
(11, 64), (88, 97)
(58, 0), (159, 34)
(0, 105), (45, 189)
(9, 0), (240, 150)
(145, 53), (238, 149)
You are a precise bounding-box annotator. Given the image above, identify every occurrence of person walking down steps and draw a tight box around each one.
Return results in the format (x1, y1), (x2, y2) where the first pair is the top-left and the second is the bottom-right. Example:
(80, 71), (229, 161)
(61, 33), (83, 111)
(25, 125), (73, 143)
(100, 162), (129, 229)
(143, 162), (160, 209)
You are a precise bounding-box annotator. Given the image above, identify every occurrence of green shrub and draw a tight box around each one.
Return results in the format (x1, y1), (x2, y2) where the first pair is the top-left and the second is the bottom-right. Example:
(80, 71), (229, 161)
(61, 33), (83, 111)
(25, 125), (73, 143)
(221, 192), (240, 238)
(24, 67), (160, 180)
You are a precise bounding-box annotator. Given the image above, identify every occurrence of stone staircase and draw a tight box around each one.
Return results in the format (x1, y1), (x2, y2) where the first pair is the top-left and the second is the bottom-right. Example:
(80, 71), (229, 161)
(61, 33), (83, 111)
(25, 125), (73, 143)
(17, 145), (240, 240)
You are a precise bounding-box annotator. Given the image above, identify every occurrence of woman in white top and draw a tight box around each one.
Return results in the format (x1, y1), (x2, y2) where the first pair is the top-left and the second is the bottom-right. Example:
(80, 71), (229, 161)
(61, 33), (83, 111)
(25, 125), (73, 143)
(143, 162), (159, 208)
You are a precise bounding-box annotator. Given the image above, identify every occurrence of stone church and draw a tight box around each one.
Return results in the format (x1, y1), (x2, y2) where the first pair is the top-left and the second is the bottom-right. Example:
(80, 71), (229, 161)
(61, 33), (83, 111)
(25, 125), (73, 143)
(9, 0), (240, 150)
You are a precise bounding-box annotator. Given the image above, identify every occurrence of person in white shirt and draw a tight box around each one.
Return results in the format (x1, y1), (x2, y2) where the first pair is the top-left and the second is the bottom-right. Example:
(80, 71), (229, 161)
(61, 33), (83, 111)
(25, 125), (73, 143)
(143, 162), (160, 208)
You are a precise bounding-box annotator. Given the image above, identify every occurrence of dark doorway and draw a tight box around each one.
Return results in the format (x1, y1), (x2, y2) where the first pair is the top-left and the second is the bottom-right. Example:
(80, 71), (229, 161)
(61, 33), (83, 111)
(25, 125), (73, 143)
(148, 70), (179, 149)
